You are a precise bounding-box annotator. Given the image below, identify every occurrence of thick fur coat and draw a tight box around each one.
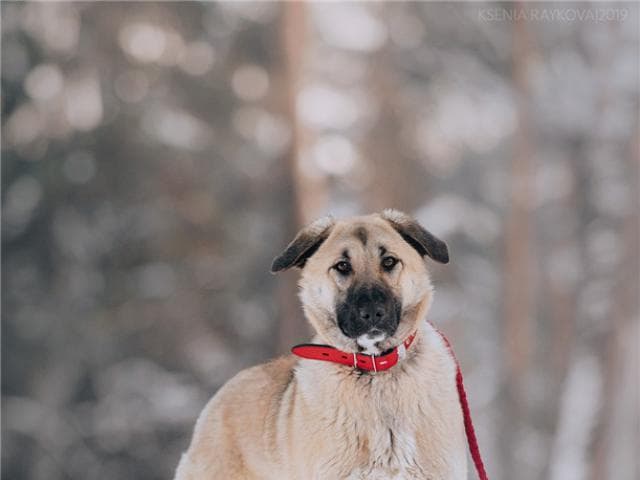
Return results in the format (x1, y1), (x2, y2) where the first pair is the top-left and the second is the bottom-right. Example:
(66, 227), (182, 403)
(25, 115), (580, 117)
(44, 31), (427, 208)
(174, 211), (467, 479)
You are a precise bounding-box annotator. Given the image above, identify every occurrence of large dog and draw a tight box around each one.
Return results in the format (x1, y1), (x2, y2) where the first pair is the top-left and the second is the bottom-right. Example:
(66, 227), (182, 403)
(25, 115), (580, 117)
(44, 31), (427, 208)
(174, 210), (467, 479)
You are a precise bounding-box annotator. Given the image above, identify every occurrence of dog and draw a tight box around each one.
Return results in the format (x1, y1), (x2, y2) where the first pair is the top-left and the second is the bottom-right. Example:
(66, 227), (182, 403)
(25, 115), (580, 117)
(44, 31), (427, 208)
(174, 210), (467, 479)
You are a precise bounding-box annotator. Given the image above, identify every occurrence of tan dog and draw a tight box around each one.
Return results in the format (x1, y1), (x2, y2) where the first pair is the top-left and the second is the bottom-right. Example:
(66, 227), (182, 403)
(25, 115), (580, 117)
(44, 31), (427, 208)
(174, 210), (467, 479)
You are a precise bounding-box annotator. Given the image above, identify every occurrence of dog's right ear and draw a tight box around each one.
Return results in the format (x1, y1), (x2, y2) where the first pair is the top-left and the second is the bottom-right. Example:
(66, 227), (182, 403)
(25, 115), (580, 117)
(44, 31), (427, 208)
(271, 216), (335, 273)
(381, 209), (449, 264)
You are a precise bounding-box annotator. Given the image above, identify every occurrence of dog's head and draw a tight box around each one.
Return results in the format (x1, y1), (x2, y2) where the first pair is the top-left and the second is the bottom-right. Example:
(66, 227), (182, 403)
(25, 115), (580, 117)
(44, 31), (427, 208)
(271, 210), (448, 355)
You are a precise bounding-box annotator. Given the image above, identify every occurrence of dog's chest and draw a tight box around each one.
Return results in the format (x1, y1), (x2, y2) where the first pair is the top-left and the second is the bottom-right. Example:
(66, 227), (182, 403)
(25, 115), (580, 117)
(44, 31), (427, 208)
(294, 339), (464, 479)
(315, 400), (424, 479)
(346, 423), (421, 479)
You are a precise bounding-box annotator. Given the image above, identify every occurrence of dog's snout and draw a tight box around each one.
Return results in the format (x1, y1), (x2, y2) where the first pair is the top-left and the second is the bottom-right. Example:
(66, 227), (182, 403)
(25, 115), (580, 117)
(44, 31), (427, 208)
(358, 305), (385, 322)
(337, 284), (400, 339)
(367, 328), (383, 338)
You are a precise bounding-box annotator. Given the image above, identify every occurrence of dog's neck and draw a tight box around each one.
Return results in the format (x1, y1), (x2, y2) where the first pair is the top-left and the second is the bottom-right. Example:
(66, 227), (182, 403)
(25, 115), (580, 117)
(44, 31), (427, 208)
(291, 328), (420, 373)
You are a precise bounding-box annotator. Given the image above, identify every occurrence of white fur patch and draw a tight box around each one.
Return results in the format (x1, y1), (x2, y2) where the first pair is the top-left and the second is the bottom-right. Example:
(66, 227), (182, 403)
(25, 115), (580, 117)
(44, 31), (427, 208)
(356, 331), (387, 355)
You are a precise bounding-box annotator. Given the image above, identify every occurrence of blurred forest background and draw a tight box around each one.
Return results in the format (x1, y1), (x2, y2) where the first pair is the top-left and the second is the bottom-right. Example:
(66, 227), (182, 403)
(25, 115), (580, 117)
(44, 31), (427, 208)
(2, 2), (638, 480)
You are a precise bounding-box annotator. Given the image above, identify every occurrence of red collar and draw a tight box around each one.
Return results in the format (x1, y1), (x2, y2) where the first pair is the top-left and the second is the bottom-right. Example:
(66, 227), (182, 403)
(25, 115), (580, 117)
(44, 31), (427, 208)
(291, 331), (417, 373)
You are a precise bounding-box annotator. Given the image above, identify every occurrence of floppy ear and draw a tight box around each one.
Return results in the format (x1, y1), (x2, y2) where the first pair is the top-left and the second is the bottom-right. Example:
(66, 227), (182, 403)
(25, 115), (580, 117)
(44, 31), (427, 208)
(381, 209), (449, 264)
(271, 216), (335, 273)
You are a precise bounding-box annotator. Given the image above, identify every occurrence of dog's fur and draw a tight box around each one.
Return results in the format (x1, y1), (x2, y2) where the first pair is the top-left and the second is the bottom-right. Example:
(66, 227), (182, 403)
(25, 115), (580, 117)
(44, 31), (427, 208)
(174, 210), (467, 479)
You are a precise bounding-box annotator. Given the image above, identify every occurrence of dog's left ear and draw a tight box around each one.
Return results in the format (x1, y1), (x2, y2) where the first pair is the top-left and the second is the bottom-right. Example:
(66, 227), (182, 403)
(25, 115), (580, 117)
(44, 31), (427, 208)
(381, 209), (449, 264)
(271, 216), (335, 273)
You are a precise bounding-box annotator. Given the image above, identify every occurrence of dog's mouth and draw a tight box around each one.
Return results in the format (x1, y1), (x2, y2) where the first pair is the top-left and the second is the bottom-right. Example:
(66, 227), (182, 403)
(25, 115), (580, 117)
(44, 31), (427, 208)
(350, 306), (421, 355)
(328, 325), (409, 356)
(356, 330), (387, 355)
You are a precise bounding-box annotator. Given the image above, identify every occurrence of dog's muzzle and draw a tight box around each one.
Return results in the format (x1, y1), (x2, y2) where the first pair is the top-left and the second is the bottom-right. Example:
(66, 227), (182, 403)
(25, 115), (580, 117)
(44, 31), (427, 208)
(336, 283), (401, 341)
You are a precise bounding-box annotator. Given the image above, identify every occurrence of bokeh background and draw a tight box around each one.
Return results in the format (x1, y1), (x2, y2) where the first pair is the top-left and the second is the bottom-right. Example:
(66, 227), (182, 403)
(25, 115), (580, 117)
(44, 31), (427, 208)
(2, 2), (638, 479)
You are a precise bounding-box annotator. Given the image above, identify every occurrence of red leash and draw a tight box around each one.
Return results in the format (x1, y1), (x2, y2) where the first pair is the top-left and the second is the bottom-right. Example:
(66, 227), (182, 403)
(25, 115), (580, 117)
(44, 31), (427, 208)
(435, 328), (489, 480)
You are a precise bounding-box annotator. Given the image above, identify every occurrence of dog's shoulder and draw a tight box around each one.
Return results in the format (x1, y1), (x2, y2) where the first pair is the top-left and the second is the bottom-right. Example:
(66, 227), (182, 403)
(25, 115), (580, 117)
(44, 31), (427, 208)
(420, 322), (459, 370)
(200, 354), (298, 415)
(224, 354), (298, 397)
(175, 355), (299, 479)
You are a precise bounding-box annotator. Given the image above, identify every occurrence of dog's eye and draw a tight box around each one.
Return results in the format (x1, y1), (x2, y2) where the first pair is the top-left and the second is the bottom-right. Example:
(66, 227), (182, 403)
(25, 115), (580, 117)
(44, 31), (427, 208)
(334, 261), (352, 275)
(381, 256), (399, 272)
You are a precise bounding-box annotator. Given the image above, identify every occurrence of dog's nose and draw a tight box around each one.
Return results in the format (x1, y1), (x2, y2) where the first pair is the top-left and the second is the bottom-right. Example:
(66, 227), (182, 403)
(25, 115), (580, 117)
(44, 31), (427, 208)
(337, 283), (400, 339)
(358, 306), (386, 323)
